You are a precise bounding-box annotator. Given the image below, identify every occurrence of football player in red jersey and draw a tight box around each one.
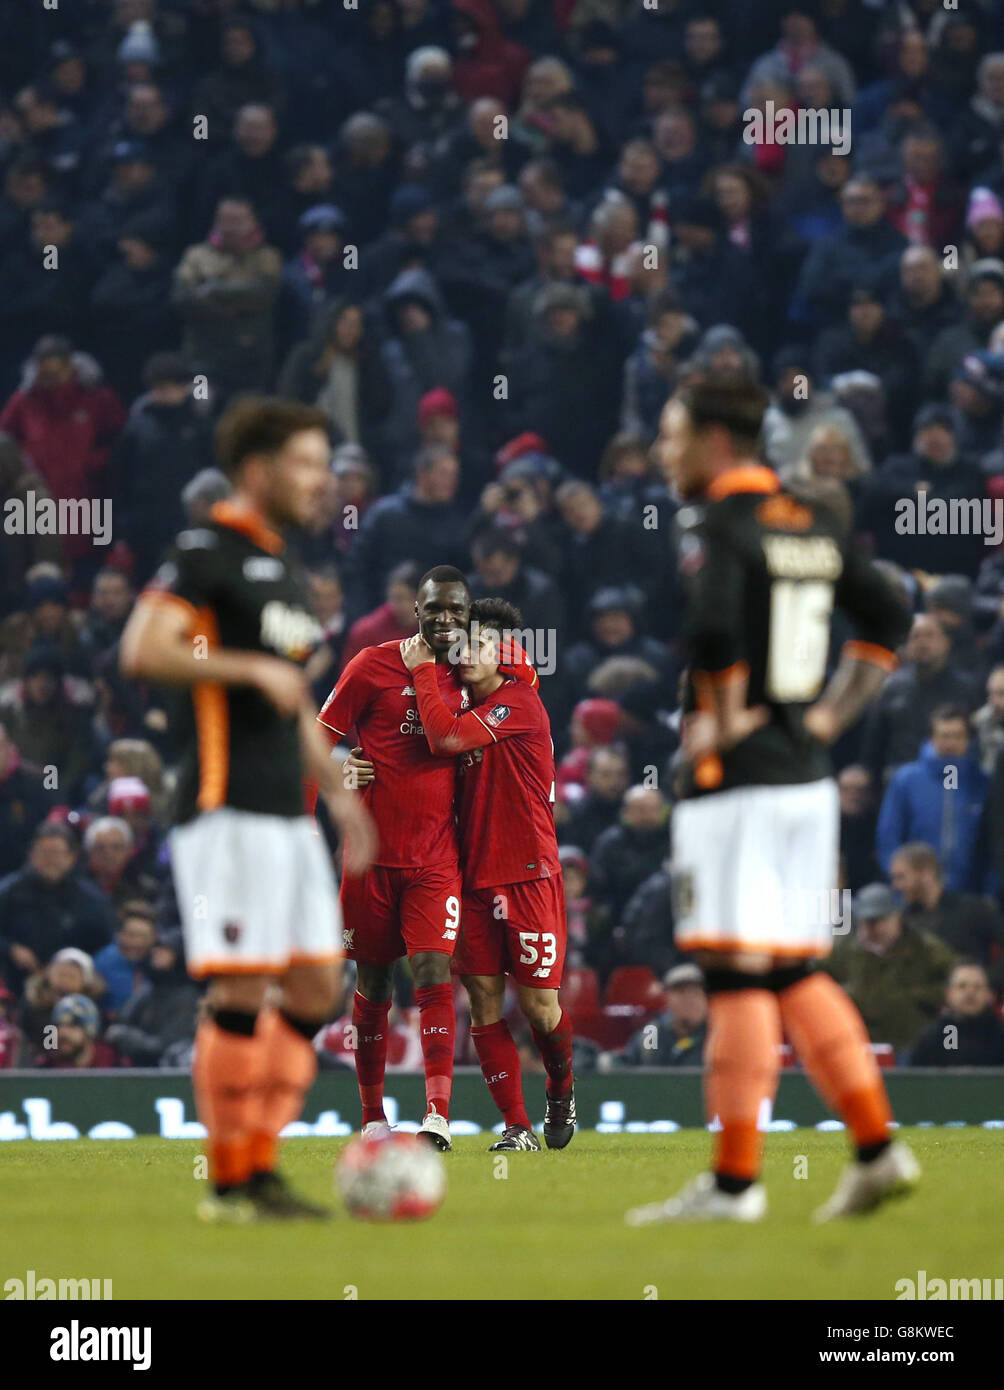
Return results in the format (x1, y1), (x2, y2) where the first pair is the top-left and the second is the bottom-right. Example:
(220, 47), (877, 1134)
(316, 566), (470, 1151)
(355, 598), (575, 1151)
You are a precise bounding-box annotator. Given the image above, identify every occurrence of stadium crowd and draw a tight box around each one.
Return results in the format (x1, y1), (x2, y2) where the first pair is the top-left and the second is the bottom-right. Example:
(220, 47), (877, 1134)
(2, 0), (1004, 1074)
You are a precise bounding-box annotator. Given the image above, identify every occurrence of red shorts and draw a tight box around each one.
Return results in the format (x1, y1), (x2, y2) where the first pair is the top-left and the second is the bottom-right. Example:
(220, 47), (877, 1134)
(340, 862), (463, 965)
(454, 876), (566, 989)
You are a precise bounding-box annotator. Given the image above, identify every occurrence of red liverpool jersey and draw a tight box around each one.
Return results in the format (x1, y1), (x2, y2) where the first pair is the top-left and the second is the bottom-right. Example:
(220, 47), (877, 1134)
(317, 642), (463, 868)
(411, 663), (559, 890)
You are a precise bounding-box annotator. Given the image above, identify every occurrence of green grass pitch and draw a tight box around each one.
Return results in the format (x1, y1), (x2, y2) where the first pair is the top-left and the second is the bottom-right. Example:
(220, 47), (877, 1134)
(3, 1130), (1001, 1300)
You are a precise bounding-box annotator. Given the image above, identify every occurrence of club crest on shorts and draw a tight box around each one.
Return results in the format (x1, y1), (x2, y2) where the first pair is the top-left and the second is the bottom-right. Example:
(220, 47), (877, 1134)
(222, 921), (242, 945)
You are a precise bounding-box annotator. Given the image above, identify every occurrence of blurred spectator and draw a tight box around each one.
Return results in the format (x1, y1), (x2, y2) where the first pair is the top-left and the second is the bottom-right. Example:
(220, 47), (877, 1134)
(561, 744), (631, 852)
(886, 245), (960, 363)
(83, 814), (161, 910)
(0, 435), (62, 618)
(621, 962), (706, 1066)
(0, 337), (126, 568)
(469, 528), (563, 640)
(762, 345), (870, 477)
(973, 663), (1004, 773)
(18, 945), (105, 1050)
(109, 351), (214, 582)
(0, 978), (23, 1067)
(277, 300), (393, 467)
(181, 467), (230, 527)
(838, 763), (880, 892)
(0, 824), (116, 996)
(0, 645), (96, 800)
(93, 900), (158, 1014)
(34, 993), (126, 1069)
(825, 882), (957, 1052)
(346, 446), (465, 611)
(795, 176), (906, 328)
(89, 209), (178, 399)
(861, 615), (979, 781)
(924, 258), (1004, 398)
(381, 268), (473, 467)
(340, 562), (419, 671)
(610, 860), (680, 981)
(890, 841), (1004, 989)
(279, 204), (352, 348)
(908, 962), (1004, 1066)
(588, 785), (670, 922)
(558, 844), (610, 974)
(172, 197), (281, 396)
(858, 405), (987, 578)
(876, 705), (989, 893)
(105, 927), (198, 1065)
(303, 566), (347, 703)
(0, 719), (52, 876)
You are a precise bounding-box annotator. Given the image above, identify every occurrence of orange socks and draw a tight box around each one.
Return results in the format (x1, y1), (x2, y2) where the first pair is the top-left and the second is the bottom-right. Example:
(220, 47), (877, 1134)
(705, 990), (783, 1182)
(251, 1009), (319, 1174)
(778, 972), (892, 1149)
(192, 1016), (264, 1189)
(192, 1008), (319, 1190)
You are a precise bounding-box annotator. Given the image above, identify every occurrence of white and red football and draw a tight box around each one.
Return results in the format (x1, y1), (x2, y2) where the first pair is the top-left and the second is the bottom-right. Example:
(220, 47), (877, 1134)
(335, 1132), (446, 1222)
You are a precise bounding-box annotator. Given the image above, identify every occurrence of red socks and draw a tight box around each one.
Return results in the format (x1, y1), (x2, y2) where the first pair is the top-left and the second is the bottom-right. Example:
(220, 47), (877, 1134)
(416, 982), (454, 1120)
(532, 1009), (574, 1099)
(471, 1020), (531, 1129)
(352, 991), (391, 1127)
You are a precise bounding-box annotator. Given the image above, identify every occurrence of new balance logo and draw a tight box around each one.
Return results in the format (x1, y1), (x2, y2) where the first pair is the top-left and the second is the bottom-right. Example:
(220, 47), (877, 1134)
(401, 685), (416, 696)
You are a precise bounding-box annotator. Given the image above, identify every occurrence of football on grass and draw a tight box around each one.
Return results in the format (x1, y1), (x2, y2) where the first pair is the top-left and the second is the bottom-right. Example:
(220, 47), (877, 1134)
(336, 1132), (446, 1221)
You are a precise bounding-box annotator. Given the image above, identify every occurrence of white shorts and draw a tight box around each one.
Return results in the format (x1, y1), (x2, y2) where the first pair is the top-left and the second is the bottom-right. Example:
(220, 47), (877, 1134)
(671, 779), (843, 959)
(170, 808), (342, 979)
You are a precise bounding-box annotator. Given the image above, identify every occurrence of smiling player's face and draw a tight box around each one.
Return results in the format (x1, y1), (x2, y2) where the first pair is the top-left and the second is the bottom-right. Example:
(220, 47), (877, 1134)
(416, 581), (470, 658)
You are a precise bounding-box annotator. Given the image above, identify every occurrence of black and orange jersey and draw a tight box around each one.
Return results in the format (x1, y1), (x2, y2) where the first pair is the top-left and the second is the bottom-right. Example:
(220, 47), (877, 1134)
(144, 501), (321, 823)
(675, 465), (911, 798)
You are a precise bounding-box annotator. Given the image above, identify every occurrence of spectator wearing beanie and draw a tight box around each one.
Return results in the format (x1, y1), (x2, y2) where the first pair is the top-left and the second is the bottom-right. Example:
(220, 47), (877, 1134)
(278, 203), (352, 348)
(34, 992), (126, 1069)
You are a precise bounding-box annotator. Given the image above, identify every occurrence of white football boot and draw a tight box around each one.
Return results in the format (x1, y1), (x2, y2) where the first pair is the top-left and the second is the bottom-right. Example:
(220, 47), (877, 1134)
(417, 1108), (452, 1152)
(361, 1120), (393, 1140)
(813, 1141), (920, 1223)
(625, 1170), (767, 1225)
